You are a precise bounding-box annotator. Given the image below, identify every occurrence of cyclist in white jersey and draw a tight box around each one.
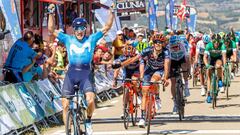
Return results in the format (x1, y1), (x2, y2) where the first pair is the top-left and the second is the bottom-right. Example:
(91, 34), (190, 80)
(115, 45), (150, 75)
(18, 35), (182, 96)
(195, 34), (211, 96)
(167, 35), (190, 114)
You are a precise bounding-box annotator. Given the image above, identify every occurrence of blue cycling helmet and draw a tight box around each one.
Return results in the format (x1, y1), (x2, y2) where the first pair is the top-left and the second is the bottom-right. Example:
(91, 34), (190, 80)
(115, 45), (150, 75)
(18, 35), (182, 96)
(72, 18), (88, 31)
(202, 34), (211, 44)
(169, 35), (180, 45)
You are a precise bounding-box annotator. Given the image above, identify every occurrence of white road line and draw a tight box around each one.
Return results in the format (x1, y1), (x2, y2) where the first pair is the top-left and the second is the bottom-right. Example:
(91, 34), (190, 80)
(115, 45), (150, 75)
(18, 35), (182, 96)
(50, 130), (240, 135)
(110, 100), (119, 104)
(99, 107), (108, 111)
(93, 130), (240, 135)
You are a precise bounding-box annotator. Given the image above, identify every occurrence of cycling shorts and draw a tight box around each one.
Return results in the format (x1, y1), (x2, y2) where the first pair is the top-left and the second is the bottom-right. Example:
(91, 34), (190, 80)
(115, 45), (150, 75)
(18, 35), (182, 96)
(210, 56), (222, 66)
(124, 67), (139, 79)
(62, 65), (95, 96)
(142, 66), (164, 86)
(170, 57), (186, 77)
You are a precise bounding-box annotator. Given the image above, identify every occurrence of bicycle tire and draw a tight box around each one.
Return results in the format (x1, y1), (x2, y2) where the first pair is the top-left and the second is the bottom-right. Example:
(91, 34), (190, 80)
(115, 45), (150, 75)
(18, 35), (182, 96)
(146, 94), (153, 135)
(224, 66), (230, 100)
(211, 73), (217, 109)
(123, 87), (130, 129)
(176, 81), (184, 121)
(131, 92), (138, 126)
(66, 110), (81, 135)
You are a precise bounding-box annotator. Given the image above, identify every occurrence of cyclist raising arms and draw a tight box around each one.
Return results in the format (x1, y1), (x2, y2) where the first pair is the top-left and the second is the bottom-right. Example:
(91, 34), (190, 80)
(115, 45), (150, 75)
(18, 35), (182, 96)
(195, 34), (211, 96)
(48, 4), (115, 135)
(114, 34), (170, 127)
(204, 34), (226, 103)
(167, 35), (190, 114)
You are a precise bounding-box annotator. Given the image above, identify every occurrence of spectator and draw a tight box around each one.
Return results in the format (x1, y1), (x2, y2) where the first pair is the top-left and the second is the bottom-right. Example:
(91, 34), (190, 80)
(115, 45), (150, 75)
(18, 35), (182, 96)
(122, 27), (129, 40)
(112, 30), (126, 60)
(128, 29), (136, 40)
(4, 31), (40, 83)
(133, 33), (149, 53)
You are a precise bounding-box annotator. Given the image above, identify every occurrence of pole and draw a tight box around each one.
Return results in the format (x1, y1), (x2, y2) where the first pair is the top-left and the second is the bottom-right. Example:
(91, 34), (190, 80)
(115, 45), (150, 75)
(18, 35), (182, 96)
(20, 0), (24, 34)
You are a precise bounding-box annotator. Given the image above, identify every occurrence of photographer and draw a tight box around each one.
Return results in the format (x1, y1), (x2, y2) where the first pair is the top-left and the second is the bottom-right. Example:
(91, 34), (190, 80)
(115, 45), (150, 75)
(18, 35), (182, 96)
(4, 31), (41, 83)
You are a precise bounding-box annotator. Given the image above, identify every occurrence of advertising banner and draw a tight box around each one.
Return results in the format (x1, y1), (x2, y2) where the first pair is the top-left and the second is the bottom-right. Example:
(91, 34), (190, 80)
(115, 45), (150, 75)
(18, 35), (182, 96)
(0, 102), (17, 135)
(24, 82), (56, 117)
(0, 84), (33, 127)
(36, 79), (62, 112)
(0, 0), (22, 42)
(116, 0), (146, 13)
(14, 83), (45, 122)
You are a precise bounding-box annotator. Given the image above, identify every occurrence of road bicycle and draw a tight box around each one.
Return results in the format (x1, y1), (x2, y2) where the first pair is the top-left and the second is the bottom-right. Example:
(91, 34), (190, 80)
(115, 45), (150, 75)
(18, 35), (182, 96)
(117, 78), (139, 129)
(142, 81), (163, 135)
(52, 84), (87, 135)
(170, 68), (188, 121)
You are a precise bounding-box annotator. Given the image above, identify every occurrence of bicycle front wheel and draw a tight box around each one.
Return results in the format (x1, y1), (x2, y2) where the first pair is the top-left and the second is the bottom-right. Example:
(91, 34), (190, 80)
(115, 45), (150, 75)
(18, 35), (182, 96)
(131, 92), (138, 126)
(145, 94), (153, 135)
(176, 82), (184, 121)
(123, 87), (130, 129)
(211, 74), (217, 109)
(66, 110), (81, 135)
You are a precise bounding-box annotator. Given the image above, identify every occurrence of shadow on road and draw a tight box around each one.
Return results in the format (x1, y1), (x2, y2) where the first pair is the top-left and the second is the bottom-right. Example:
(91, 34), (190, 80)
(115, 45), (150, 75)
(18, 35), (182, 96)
(217, 104), (240, 108)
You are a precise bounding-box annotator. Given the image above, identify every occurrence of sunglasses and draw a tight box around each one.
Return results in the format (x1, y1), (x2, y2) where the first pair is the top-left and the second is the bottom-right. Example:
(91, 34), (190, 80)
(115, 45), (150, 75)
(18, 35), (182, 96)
(153, 40), (164, 44)
(74, 26), (86, 32)
(170, 45), (179, 49)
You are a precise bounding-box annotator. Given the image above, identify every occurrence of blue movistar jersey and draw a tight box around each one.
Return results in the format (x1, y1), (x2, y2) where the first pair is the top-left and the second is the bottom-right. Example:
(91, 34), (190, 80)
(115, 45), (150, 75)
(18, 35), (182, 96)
(140, 47), (170, 70)
(5, 39), (37, 71)
(57, 31), (104, 66)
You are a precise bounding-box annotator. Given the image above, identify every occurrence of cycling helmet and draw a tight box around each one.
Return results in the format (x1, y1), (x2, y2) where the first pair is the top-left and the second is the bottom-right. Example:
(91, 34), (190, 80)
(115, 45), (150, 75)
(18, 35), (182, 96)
(124, 45), (136, 57)
(72, 17), (88, 31)
(169, 35), (180, 45)
(223, 35), (231, 43)
(212, 34), (221, 43)
(202, 34), (211, 44)
(218, 32), (225, 39)
(152, 33), (167, 42)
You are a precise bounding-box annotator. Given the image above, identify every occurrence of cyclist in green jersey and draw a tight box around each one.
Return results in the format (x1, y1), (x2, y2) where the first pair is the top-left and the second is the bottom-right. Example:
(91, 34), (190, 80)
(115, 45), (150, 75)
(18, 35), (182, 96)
(223, 35), (237, 78)
(204, 34), (227, 103)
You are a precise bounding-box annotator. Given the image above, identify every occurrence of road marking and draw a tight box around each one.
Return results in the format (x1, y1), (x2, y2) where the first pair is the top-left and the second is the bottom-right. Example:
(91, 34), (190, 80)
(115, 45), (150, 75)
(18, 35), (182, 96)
(50, 130), (240, 135)
(110, 100), (119, 104)
(99, 107), (108, 111)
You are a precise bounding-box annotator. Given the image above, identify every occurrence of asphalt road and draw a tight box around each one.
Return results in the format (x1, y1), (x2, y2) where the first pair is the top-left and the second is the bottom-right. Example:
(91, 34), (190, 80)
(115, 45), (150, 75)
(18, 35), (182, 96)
(44, 74), (240, 135)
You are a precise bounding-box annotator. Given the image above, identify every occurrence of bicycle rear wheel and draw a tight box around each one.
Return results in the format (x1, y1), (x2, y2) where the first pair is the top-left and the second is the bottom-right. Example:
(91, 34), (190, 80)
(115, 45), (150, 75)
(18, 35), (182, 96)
(176, 82), (184, 121)
(123, 87), (130, 129)
(131, 92), (138, 126)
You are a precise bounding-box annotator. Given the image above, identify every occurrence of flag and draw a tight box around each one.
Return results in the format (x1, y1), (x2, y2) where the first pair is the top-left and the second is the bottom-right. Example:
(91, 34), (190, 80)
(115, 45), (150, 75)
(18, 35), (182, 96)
(177, 0), (187, 22)
(186, 7), (197, 32)
(165, 2), (170, 28)
(169, 0), (175, 29)
(148, 0), (157, 30)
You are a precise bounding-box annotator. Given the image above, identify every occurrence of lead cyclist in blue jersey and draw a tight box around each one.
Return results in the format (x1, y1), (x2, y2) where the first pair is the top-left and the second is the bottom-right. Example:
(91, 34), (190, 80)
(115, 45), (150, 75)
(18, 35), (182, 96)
(48, 4), (115, 135)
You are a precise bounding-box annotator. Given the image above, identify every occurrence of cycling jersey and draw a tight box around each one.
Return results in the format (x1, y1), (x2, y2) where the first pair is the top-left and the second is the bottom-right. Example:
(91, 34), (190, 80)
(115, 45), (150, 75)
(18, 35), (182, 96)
(57, 31), (103, 66)
(225, 40), (237, 57)
(140, 47), (170, 71)
(204, 42), (226, 58)
(5, 39), (37, 71)
(167, 42), (187, 61)
(116, 55), (139, 70)
(196, 40), (205, 55)
(179, 35), (190, 53)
